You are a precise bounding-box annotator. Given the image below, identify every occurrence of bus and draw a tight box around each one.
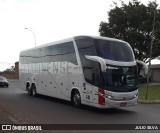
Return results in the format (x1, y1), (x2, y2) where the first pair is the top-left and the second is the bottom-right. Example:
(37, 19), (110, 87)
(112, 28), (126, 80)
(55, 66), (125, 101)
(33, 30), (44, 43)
(19, 36), (148, 108)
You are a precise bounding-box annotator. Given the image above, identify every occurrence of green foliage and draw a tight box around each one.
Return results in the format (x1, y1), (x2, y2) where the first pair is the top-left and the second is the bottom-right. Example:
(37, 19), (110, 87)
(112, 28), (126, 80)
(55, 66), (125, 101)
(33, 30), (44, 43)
(99, 0), (160, 62)
(139, 85), (160, 100)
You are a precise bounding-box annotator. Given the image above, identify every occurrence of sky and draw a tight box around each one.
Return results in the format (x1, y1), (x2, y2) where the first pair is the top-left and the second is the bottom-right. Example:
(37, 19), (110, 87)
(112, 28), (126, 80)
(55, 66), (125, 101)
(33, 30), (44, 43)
(0, 0), (159, 71)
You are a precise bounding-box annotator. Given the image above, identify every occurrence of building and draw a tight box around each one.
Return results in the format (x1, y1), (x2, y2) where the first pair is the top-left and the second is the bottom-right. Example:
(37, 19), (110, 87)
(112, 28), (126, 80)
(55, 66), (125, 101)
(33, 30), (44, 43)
(150, 64), (160, 82)
(0, 62), (19, 79)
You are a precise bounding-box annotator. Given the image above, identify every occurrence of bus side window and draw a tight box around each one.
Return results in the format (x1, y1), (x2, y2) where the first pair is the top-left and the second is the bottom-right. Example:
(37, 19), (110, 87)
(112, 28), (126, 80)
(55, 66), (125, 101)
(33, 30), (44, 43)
(62, 42), (78, 65)
(52, 44), (63, 62)
(83, 61), (101, 87)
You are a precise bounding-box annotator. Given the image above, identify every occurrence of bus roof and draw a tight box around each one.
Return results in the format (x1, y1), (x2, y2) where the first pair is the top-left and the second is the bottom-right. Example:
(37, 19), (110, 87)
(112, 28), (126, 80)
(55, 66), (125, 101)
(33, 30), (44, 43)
(20, 35), (128, 53)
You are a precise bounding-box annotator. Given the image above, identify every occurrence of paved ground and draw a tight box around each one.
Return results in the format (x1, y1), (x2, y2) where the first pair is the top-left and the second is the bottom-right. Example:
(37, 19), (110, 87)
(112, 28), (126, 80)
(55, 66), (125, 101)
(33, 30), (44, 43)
(0, 80), (160, 133)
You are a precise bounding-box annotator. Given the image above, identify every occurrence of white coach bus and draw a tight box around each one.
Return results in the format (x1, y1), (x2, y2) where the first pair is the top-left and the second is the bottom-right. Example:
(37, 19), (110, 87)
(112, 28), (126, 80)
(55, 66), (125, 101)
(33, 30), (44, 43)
(19, 36), (148, 108)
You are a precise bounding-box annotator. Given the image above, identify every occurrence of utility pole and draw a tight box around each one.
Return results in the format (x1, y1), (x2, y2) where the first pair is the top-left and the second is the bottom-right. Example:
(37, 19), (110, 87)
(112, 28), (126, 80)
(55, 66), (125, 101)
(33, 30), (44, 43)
(146, 0), (157, 100)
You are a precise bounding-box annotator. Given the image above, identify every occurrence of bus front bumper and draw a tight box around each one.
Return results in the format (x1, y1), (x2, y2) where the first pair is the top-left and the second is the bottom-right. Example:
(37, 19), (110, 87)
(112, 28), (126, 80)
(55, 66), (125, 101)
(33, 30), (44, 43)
(95, 96), (138, 109)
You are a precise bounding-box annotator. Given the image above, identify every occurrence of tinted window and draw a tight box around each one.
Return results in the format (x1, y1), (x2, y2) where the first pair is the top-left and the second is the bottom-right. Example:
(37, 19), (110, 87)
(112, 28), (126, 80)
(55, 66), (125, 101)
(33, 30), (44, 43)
(102, 65), (138, 92)
(63, 42), (75, 54)
(76, 37), (97, 56)
(26, 50), (32, 63)
(52, 44), (63, 62)
(20, 41), (77, 64)
(75, 37), (101, 86)
(63, 42), (77, 64)
(95, 39), (134, 62)
(20, 52), (25, 64)
(83, 61), (102, 86)
(41, 46), (52, 62)
(52, 44), (63, 55)
(75, 37), (97, 68)
(34, 48), (41, 63)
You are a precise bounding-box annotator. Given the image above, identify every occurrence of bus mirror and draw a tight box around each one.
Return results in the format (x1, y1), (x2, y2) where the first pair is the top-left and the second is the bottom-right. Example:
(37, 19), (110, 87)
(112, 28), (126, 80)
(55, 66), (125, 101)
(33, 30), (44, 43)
(85, 55), (106, 72)
(136, 60), (148, 75)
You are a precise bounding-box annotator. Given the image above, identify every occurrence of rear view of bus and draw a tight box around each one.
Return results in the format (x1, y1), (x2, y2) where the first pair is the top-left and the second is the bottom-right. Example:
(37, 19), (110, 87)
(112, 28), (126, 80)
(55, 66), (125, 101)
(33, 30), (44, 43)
(75, 36), (147, 108)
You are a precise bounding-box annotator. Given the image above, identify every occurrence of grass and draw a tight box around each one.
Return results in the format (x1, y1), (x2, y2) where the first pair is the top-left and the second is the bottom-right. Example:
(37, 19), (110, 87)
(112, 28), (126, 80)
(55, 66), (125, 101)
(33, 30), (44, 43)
(138, 85), (160, 100)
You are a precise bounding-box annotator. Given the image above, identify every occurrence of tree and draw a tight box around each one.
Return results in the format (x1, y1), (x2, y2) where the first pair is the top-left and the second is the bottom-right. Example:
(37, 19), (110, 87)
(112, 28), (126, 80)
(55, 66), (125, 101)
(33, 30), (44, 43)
(4, 66), (15, 73)
(99, 0), (160, 62)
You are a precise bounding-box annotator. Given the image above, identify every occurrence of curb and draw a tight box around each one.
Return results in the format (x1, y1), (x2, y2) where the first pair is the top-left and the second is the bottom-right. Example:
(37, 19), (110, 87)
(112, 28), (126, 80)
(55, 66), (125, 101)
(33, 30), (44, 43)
(138, 100), (160, 104)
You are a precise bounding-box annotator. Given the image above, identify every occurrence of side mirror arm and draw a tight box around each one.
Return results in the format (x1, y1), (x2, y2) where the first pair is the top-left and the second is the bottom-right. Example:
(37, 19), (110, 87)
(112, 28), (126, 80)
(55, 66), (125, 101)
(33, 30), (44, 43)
(136, 60), (148, 75)
(85, 55), (106, 72)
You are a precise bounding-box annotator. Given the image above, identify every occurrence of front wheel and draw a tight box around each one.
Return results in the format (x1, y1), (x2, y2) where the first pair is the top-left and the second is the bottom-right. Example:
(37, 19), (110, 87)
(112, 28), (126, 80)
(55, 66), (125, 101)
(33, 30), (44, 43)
(72, 90), (81, 107)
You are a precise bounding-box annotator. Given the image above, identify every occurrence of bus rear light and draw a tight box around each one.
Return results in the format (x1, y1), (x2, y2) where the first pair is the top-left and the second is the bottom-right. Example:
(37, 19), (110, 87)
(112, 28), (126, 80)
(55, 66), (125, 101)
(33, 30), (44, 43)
(98, 88), (105, 105)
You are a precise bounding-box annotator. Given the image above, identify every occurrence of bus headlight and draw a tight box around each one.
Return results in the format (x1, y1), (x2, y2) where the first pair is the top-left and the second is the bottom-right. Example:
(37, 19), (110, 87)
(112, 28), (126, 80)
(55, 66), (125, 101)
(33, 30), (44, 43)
(134, 93), (138, 98)
(106, 95), (114, 99)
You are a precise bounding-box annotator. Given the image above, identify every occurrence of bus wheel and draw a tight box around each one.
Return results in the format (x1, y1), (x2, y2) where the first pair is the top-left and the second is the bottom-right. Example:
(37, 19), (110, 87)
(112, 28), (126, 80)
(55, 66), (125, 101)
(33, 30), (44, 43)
(28, 87), (33, 96)
(26, 83), (32, 96)
(72, 90), (81, 107)
(32, 85), (37, 97)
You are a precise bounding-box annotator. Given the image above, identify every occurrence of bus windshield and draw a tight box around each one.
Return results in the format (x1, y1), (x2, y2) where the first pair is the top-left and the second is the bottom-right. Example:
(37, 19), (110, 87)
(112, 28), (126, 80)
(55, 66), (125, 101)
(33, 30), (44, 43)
(102, 65), (138, 92)
(95, 39), (134, 62)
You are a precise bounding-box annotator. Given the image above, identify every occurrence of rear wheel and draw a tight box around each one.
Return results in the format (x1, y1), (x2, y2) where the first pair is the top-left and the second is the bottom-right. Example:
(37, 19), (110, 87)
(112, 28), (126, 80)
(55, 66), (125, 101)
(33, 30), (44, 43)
(32, 85), (37, 97)
(27, 84), (32, 96)
(72, 90), (81, 107)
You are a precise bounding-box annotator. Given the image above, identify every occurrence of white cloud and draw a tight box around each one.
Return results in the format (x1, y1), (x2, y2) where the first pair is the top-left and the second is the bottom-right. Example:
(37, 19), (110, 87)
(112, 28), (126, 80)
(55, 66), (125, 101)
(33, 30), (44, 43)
(0, 0), (159, 71)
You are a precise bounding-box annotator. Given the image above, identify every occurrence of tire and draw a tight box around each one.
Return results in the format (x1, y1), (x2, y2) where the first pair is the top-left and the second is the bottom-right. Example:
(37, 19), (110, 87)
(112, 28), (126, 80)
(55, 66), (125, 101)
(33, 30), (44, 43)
(27, 85), (32, 96)
(72, 90), (81, 107)
(32, 85), (37, 97)
(6, 84), (9, 88)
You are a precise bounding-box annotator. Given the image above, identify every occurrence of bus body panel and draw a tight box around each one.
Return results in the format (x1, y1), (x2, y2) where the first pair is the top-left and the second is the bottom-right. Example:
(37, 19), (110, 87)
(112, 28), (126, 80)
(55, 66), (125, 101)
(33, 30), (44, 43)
(19, 35), (141, 109)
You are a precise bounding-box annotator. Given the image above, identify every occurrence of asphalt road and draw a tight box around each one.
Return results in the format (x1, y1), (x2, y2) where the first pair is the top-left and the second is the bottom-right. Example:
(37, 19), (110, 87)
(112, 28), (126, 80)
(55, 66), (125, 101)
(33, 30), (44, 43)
(0, 80), (160, 133)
